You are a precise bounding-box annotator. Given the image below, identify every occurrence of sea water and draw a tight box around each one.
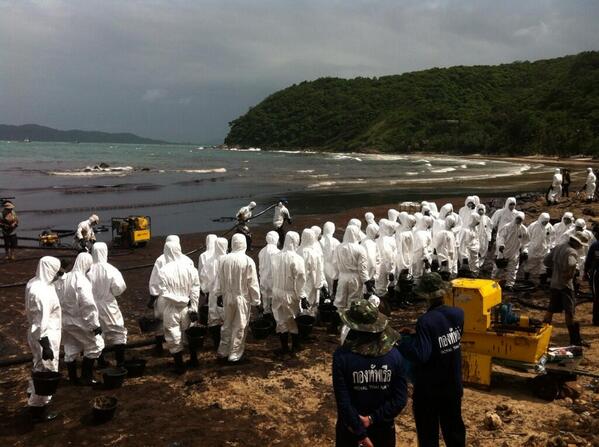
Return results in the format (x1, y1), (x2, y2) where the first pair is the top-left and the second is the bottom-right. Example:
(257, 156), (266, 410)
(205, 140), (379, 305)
(0, 141), (550, 238)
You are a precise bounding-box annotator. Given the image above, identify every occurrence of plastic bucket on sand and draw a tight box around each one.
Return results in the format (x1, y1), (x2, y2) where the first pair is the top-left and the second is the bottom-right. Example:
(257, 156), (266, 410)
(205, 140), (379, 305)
(32, 371), (61, 396)
(318, 303), (337, 324)
(92, 396), (118, 423)
(250, 318), (274, 340)
(101, 367), (127, 390)
(123, 358), (146, 378)
(138, 317), (160, 333)
(186, 325), (206, 350)
(296, 314), (316, 338)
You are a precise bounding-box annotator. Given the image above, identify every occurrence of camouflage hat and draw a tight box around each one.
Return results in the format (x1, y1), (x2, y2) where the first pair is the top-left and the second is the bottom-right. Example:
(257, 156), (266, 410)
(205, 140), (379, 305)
(414, 272), (452, 300)
(339, 300), (388, 333)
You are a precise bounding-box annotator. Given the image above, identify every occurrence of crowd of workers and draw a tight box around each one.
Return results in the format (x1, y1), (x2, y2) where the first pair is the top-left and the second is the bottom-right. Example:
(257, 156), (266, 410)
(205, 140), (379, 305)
(12, 165), (599, 446)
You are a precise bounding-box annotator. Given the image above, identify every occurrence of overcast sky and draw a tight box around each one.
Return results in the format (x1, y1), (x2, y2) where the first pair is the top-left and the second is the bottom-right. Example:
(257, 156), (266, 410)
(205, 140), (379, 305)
(1, 0), (598, 143)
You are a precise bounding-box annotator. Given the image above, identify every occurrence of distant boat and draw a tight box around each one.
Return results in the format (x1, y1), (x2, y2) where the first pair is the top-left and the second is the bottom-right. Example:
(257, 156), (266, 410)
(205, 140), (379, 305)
(23, 138), (30, 143)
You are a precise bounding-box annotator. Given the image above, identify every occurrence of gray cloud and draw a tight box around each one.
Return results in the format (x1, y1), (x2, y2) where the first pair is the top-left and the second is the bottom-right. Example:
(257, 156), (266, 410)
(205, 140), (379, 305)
(0, 0), (598, 143)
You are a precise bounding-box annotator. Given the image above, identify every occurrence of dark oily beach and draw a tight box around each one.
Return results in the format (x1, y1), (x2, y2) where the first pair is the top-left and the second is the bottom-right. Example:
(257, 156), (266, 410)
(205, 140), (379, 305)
(2, 187), (599, 446)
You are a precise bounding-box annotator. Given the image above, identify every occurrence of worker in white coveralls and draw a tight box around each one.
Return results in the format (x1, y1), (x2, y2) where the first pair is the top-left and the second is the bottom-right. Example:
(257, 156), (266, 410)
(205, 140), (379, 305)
(58, 252), (104, 386)
(158, 240), (201, 373)
(214, 233), (260, 363)
(25, 256), (62, 422)
(88, 242), (127, 367)
(272, 231), (307, 355)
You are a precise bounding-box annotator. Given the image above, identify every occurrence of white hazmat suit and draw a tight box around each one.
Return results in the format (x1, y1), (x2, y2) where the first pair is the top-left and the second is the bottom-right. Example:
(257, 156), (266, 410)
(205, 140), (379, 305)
(361, 224), (380, 284)
(320, 222), (340, 291)
(553, 212), (574, 247)
(257, 231), (280, 315)
(59, 253), (104, 363)
(475, 204), (493, 267)
(491, 197), (517, 231)
(493, 212), (529, 288)
(214, 234), (260, 362)
(88, 243), (127, 346)
(298, 229), (326, 315)
(548, 168), (563, 203)
(458, 213), (481, 275)
(433, 215), (458, 277)
(524, 213), (554, 283)
(26, 256), (62, 408)
(200, 237), (229, 327)
(585, 168), (596, 201)
(412, 215), (433, 282)
(395, 215), (416, 276)
(333, 226), (369, 310)
(375, 219), (397, 295)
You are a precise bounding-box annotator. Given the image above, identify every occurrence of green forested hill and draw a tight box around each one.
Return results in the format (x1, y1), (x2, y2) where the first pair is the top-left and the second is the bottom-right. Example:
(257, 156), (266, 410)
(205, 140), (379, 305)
(225, 52), (599, 155)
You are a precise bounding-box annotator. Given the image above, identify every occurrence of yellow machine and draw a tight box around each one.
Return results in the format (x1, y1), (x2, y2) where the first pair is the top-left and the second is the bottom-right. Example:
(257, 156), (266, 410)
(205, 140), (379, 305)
(445, 278), (552, 386)
(111, 216), (151, 248)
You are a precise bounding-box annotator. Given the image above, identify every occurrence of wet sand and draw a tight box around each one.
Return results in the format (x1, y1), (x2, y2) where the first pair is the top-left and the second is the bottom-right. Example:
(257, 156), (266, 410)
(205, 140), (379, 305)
(1, 194), (598, 446)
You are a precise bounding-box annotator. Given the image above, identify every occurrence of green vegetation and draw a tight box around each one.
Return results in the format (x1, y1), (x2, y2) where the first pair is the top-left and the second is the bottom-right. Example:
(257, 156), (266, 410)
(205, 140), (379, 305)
(226, 52), (599, 156)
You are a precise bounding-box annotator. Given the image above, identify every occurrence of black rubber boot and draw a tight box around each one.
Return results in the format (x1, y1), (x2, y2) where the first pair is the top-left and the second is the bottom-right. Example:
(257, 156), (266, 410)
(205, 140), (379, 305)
(568, 323), (591, 347)
(209, 325), (221, 350)
(274, 333), (289, 356)
(80, 357), (98, 386)
(29, 405), (58, 423)
(187, 348), (200, 368)
(291, 334), (302, 353)
(66, 361), (79, 385)
(114, 344), (126, 367)
(173, 352), (186, 374)
(524, 272), (530, 281)
(154, 335), (165, 355)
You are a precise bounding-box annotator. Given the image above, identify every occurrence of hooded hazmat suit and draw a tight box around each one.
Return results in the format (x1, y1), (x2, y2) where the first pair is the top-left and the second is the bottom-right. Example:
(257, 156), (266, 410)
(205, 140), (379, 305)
(458, 196), (477, 229)
(333, 226), (369, 310)
(553, 212), (574, 247)
(433, 204), (459, 238)
(272, 232), (306, 334)
(88, 242), (127, 346)
(412, 215), (433, 281)
(475, 204), (493, 265)
(523, 213), (554, 283)
(310, 225), (324, 256)
(395, 215), (416, 276)
(58, 252), (104, 362)
(26, 256), (62, 407)
(158, 241), (201, 354)
(493, 212), (529, 288)
(491, 197), (517, 231)
(200, 237), (229, 326)
(365, 212), (379, 233)
(433, 215), (458, 277)
(149, 235), (183, 332)
(361, 224), (380, 284)
(348, 218), (366, 241)
(198, 234), (217, 285)
(458, 213), (481, 275)
(257, 231), (279, 315)
(214, 234), (260, 362)
(298, 229), (326, 315)
(586, 168), (596, 200)
(375, 219), (397, 295)
(548, 168), (563, 203)
(321, 222), (340, 290)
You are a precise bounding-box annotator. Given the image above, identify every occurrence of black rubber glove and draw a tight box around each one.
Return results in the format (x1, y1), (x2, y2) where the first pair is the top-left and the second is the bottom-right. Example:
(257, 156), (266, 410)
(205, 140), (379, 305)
(147, 295), (158, 309)
(441, 260), (449, 267)
(217, 296), (224, 307)
(519, 252), (528, 262)
(499, 246), (505, 253)
(365, 281), (375, 295)
(332, 279), (338, 297)
(92, 327), (103, 336)
(388, 273), (395, 283)
(39, 336), (54, 361)
(301, 297), (310, 310)
(423, 259), (431, 269)
(462, 258), (469, 265)
(320, 286), (330, 301)
(189, 311), (199, 322)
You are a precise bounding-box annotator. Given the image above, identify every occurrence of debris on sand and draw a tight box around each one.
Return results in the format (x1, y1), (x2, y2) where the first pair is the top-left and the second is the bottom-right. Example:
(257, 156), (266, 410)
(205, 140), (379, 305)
(484, 411), (503, 430)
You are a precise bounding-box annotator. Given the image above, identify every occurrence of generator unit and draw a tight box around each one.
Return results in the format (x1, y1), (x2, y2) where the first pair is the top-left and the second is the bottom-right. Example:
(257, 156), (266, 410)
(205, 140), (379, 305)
(111, 216), (151, 248)
(444, 278), (552, 386)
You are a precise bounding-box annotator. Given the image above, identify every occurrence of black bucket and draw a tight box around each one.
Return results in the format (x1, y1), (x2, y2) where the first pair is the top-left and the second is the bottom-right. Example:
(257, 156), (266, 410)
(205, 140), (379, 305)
(318, 303), (337, 324)
(296, 314), (316, 338)
(250, 318), (274, 340)
(199, 304), (209, 326)
(101, 367), (127, 390)
(92, 396), (118, 423)
(138, 317), (160, 333)
(123, 358), (146, 378)
(32, 371), (61, 396)
(186, 325), (206, 350)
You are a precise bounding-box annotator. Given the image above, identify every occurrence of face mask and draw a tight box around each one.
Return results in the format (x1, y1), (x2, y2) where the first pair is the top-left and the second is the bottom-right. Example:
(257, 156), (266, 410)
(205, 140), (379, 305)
(478, 210), (484, 216)
(468, 203), (475, 209)
(509, 204), (515, 211)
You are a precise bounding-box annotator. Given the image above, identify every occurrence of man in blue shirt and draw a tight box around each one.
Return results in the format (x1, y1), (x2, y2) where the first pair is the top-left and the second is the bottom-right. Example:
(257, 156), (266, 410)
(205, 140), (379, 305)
(398, 273), (466, 447)
(333, 300), (407, 447)
(584, 224), (599, 326)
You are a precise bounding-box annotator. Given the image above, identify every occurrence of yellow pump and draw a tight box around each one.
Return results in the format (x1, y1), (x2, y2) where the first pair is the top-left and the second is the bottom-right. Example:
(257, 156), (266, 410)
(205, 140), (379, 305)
(445, 278), (552, 386)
